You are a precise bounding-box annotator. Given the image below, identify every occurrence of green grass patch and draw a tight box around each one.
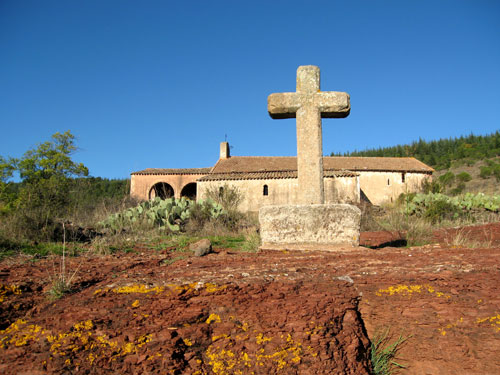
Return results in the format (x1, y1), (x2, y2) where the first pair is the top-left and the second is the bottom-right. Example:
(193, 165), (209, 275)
(370, 329), (410, 375)
(0, 240), (84, 260)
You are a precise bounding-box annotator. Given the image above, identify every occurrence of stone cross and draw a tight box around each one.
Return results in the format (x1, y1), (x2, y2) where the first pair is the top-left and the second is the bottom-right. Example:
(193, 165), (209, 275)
(268, 65), (350, 204)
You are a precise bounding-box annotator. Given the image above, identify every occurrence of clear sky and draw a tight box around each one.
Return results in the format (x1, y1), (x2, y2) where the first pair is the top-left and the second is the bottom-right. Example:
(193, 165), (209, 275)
(1, 0), (499, 179)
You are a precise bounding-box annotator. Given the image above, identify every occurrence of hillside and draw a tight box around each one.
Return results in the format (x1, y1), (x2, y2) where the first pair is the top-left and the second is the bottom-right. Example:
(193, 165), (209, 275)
(332, 131), (500, 170)
(434, 158), (500, 196)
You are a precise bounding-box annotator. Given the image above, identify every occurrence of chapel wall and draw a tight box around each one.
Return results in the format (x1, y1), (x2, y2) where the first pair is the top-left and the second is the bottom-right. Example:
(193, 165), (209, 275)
(324, 177), (360, 204)
(358, 171), (431, 205)
(198, 179), (298, 212)
(198, 176), (359, 212)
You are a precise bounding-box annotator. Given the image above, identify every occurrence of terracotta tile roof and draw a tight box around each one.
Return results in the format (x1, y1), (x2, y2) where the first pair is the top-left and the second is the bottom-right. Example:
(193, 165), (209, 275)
(210, 156), (434, 174)
(131, 168), (212, 175)
(198, 170), (359, 182)
(132, 157), (433, 179)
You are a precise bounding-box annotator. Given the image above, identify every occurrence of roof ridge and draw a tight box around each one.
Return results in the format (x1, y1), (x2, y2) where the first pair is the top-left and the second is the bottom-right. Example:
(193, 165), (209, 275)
(221, 155), (297, 158)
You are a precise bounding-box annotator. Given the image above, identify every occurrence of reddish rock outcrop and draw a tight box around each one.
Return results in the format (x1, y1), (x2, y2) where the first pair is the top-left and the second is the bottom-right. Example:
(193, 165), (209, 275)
(1, 222), (500, 374)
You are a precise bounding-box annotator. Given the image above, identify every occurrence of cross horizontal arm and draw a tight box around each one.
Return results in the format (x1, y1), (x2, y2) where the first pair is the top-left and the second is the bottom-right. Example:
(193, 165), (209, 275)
(267, 92), (301, 119)
(315, 91), (350, 118)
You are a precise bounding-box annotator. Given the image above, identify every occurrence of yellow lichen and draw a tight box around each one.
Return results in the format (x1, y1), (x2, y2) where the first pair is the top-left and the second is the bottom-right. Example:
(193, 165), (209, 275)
(112, 284), (164, 294)
(0, 284), (22, 303)
(206, 313), (221, 324)
(477, 313), (500, 332)
(376, 284), (451, 299)
(256, 333), (272, 345)
(205, 283), (227, 293)
(0, 319), (156, 366)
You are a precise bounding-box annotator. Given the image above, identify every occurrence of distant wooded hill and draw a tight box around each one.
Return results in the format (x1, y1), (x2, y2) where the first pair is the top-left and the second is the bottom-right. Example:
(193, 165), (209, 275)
(332, 131), (500, 170)
(70, 177), (130, 203)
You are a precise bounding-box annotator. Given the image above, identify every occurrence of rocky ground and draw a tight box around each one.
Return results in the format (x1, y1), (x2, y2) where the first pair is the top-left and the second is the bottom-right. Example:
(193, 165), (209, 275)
(1, 223), (500, 374)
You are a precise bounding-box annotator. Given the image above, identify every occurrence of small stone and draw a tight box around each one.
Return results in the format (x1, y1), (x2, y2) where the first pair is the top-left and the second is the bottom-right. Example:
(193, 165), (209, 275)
(241, 272), (250, 277)
(336, 275), (354, 284)
(189, 239), (212, 257)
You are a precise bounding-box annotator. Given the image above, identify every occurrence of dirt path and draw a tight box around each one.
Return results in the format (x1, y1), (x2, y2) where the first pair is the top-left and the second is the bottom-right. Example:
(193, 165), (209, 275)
(1, 223), (500, 374)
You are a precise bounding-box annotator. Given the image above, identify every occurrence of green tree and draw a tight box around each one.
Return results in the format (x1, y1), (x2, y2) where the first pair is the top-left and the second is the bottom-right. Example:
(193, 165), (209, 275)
(438, 171), (455, 188)
(17, 131), (88, 182)
(13, 131), (89, 240)
(0, 156), (17, 214)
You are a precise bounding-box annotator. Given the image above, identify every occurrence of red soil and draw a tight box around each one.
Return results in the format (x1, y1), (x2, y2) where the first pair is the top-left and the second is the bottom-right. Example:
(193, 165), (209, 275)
(1, 222), (500, 374)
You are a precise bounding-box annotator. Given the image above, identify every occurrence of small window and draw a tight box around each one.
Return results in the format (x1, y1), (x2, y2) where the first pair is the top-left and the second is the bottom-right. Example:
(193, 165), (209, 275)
(387, 179), (390, 186)
(263, 185), (269, 196)
(402, 173), (406, 183)
(219, 186), (224, 197)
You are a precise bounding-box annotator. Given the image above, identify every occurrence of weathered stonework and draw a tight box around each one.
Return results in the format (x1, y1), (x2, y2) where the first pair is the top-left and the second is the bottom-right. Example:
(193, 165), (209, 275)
(198, 174), (360, 212)
(260, 65), (359, 249)
(268, 65), (350, 204)
(358, 171), (431, 205)
(259, 204), (361, 250)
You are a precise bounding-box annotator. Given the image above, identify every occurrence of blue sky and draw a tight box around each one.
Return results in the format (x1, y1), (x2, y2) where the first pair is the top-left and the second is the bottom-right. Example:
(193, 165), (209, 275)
(1, 1), (499, 179)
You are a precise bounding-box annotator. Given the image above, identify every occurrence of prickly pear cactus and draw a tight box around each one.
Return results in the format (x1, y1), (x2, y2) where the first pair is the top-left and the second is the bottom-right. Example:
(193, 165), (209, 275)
(99, 197), (225, 233)
(403, 192), (500, 217)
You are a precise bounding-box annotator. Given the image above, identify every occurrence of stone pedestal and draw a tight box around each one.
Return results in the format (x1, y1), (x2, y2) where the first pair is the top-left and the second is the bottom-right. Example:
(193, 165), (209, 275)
(259, 204), (361, 251)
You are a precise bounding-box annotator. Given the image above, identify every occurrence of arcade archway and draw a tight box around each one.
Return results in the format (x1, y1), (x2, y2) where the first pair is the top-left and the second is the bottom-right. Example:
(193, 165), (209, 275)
(180, 182), (197, 200)
(149, 182), (174, 200)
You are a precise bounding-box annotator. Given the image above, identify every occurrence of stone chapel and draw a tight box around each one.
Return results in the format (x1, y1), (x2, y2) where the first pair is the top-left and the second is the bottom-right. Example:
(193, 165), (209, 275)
(130, 141), (434, 211)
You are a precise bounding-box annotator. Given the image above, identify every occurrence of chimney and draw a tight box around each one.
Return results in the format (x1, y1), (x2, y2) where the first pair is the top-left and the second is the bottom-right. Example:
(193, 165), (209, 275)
(220, 141), (230, 159)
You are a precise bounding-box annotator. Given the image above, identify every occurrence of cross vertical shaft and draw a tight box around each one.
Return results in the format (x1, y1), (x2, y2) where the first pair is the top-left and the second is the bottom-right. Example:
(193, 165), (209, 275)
(296, 105), (324, 204)
(267, 65), (350, 205)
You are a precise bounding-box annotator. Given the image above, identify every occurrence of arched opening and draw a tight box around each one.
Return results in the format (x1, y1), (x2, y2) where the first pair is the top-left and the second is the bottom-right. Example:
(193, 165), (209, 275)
(181, 182), (197, 200)
(149, 182), (174, 200)
(263, 184), (269, 196)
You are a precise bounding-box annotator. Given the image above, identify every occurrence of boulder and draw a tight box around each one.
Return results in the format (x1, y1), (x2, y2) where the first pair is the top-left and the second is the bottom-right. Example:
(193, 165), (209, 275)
(259, 204), (361, 250)
(189, 239), (212, 257)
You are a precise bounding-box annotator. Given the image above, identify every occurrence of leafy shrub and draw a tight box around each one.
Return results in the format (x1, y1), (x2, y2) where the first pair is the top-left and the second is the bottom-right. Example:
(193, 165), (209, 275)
(185, 199), (229, 233)
(438, 172), (455, 187)
(493, 165), (500, 181)
(449, 182), (466, 196)
(203, 184), (245, 231)
(480, 166), (493, 179)
(423, 199), (462, 223)
(205, 183), (242, 212)
(456, 172), (472, 183)
(479, 162), (500, 181)
(421, 179), (443, 194)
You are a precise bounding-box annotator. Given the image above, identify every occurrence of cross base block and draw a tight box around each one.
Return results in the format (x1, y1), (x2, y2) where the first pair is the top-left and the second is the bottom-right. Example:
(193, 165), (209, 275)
(259, 204), (361, 250)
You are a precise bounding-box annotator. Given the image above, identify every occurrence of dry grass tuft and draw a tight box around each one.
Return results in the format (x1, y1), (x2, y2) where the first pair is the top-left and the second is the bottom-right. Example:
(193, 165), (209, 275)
(376, 209), (434, 247)
(444, 228), (493, 249)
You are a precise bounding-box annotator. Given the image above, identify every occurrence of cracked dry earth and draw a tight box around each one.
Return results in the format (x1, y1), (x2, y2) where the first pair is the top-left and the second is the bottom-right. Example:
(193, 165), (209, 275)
(1, 223), (500, 374)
